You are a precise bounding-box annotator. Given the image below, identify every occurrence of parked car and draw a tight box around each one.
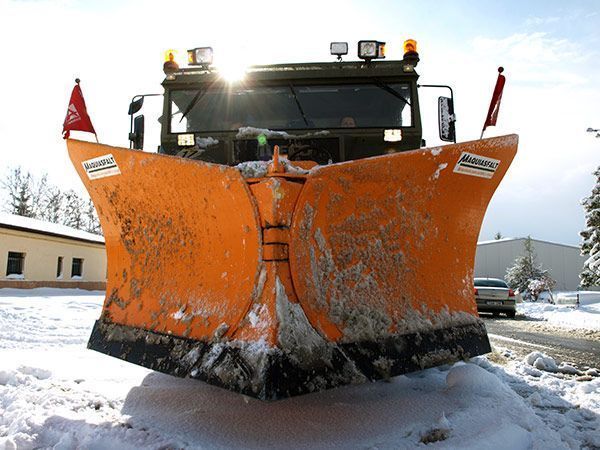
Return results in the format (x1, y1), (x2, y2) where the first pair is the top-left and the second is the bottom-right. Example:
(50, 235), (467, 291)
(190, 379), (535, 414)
(474, 277), (516, 318)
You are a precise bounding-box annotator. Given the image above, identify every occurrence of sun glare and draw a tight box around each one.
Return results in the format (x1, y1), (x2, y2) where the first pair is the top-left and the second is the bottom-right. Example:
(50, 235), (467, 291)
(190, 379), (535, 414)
(218, 58), (248, 83)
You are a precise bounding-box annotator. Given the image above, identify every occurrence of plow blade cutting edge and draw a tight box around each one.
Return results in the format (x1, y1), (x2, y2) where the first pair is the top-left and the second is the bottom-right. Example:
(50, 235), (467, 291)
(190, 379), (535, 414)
(67, 135), (518, 400)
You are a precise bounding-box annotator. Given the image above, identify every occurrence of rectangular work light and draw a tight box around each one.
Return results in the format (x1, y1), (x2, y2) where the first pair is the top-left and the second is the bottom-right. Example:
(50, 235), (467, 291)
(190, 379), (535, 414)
(330, 42), (349, 57)
(188, 47), (214, 66)
(358, 40), (386, 61)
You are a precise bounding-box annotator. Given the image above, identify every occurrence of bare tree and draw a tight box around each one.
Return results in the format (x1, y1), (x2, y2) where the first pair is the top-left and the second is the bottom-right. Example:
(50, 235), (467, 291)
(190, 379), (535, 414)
(41, 185), (64, 224)
(2, 165), (102, 235)
(30, 173), (49, 218)
(62, 189), (86, 230)
(84, 198), (102, 234)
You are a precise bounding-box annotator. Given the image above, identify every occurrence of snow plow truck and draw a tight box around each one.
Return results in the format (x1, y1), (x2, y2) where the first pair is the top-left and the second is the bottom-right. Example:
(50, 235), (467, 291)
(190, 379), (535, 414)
(66, 40), (518, 400)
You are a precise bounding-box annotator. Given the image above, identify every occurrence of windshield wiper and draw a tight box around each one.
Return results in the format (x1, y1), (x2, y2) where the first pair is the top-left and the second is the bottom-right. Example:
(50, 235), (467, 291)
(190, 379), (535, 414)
(372, 79), (411, 107)
(289, 83), (310, 127)
(178, 89), (207, 123)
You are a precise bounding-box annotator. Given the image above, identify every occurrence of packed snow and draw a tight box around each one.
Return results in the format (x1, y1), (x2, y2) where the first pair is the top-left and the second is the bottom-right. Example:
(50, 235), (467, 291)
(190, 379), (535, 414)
(195, 137), (219, 148)
(1, 288), (599, 449)
(518, 291), (600, 331)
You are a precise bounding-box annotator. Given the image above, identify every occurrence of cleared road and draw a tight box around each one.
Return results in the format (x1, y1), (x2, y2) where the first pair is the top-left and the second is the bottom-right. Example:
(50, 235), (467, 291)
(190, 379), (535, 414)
(481, 314), (600, 370)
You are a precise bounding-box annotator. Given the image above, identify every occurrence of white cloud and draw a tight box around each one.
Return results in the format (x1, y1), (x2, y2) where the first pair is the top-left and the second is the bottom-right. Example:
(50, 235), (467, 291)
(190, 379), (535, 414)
(524, 16), (560, 27)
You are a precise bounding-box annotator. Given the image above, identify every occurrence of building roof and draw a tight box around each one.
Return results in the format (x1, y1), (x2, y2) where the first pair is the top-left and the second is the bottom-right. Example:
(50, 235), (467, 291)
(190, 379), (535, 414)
(477, 237), (580, 250)
(0, 212), (104, 245)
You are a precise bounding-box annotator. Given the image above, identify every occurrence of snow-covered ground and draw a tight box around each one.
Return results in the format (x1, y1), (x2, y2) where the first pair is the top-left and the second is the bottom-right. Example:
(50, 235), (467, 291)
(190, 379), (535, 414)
(519, 291), (600, 332)
(1, 289), (599, 449)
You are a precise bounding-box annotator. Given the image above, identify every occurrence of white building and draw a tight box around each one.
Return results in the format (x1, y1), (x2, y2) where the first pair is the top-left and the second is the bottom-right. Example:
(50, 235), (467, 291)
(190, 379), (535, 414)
(0, 213), (106, 290)
(475, 237), (587, 291)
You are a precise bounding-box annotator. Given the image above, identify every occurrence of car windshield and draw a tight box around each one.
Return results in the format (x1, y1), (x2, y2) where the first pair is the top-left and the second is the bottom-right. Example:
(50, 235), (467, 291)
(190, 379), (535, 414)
(170, 82), (412, 133)
(474, 279), (508, 288)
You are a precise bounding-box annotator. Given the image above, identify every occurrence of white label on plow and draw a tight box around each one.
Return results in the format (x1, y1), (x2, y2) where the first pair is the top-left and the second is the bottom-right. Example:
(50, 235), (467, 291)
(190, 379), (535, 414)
(82, 154), (121, 180)
(453, 152), (500, 179)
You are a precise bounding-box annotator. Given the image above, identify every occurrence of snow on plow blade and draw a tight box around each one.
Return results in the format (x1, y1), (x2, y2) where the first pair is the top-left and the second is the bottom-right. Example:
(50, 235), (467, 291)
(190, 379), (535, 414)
(67, 135), (518, 400)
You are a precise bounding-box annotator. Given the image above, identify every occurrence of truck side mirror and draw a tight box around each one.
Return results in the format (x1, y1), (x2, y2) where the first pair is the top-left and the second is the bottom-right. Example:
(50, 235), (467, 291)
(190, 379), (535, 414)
(129, 115), (145, 150)
(438, 96), (456, 142)
(128, 97), (144, 115)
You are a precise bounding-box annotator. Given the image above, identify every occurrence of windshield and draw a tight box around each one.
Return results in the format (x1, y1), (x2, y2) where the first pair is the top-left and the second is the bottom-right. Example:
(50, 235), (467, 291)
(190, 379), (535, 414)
(474, 278), (509, 288)
(170, 82), (412, 133)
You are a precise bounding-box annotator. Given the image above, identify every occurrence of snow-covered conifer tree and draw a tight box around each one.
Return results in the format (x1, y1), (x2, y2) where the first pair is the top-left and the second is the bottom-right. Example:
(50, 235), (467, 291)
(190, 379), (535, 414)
(580, 166), (600, 287)
(505, 236), (555, 299)
(1, 167), (35, 217)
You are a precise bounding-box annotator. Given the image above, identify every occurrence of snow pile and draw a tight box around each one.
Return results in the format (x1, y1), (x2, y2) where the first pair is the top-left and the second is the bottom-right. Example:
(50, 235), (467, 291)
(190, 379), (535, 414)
(523, 351), (584, 376)
(235, 126), (330, 140)
(554, 291), (600, 306)
(195, 136), (219, 148)
(0, 289), (178, 449)
(118, 363), (562, 449)
(518, 294), (600, 331)
(1, 289), (599, 449)
(475, 351), (600, 449)
(235, 159), (309, 178)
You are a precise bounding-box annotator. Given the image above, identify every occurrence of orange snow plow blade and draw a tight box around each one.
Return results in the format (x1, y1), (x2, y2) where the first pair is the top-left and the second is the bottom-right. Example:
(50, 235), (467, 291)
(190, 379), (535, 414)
(67, 135), (518, 400)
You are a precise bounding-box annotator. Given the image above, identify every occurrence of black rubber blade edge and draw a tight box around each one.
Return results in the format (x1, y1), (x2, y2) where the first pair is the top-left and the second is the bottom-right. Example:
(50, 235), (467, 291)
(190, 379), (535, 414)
(88, 319), (491, 400)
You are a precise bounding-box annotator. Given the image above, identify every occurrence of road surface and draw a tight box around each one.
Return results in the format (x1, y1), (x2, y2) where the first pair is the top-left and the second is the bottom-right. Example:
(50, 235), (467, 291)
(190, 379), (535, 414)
(481, 314), (600, 370)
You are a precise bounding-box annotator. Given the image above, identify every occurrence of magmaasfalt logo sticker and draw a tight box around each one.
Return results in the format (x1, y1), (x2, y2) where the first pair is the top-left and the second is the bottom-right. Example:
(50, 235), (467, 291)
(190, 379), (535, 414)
(453, 152), (500, 179)
(82, 154), (121, 180)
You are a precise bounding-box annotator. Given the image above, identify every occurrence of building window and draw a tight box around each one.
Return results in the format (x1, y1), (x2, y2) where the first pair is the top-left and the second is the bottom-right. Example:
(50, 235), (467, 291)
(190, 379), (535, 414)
(71, 258), (84, 278)
(6, 252), (25, 277)
(56, 256), (63, 278)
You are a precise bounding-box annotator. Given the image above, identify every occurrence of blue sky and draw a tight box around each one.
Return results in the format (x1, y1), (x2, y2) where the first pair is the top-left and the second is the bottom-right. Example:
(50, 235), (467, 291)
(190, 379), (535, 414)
(0, 0), (599, 245)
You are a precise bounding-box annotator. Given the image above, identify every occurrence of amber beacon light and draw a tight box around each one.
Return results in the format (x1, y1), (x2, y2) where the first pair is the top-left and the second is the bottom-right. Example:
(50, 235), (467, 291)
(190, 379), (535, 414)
(403, 39), (418, 56)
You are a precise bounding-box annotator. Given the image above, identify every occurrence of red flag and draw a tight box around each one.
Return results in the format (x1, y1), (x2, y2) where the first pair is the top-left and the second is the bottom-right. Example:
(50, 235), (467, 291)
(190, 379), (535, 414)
(63, 78), (96, 140)
(481, 67), (506, 138)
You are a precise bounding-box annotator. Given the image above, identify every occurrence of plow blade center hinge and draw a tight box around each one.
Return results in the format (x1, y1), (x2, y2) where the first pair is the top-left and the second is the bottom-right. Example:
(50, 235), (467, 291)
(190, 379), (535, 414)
(249, 177), (304, 262)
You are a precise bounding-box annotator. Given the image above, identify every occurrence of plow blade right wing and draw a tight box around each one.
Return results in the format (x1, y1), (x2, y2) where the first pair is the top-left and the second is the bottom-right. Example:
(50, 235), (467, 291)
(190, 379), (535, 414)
(289, 135), (518, 342)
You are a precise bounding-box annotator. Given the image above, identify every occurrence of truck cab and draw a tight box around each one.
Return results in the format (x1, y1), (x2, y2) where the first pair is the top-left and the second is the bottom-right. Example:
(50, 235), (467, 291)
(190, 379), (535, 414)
(129, 41), (455, 165)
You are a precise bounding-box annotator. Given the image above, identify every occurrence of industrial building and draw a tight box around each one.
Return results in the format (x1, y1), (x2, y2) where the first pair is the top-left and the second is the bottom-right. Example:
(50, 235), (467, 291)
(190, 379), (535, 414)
(475, 237), (587, 291)
(0, 213), (106, 290)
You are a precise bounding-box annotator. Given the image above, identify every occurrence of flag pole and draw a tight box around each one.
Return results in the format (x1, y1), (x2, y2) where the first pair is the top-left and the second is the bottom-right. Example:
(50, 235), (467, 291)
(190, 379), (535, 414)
(480, 67), (506, 140)
(76, 78), (99, 143)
